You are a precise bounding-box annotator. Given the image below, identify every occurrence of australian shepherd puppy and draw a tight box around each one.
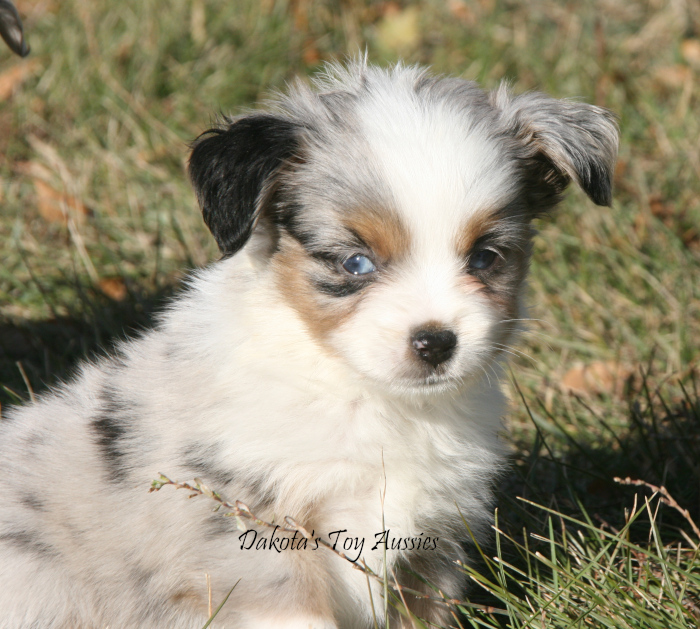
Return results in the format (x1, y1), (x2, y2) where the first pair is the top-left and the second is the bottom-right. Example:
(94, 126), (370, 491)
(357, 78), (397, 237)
(0, 61), (618, 628)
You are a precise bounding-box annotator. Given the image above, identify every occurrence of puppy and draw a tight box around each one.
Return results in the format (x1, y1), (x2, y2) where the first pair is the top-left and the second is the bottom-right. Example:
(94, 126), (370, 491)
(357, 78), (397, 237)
(0, 61), (618, 628)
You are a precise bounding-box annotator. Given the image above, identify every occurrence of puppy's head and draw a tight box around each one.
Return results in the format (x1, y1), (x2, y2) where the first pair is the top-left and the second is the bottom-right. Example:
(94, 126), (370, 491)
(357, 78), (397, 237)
(189, 63), (618, 394)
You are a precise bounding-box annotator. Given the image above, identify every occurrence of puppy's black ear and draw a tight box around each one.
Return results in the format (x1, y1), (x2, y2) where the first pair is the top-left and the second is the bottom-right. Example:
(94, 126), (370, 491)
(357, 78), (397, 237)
(0, 0), (30, 57)
(492, 86), (619, 209)
(188, 115), (299, 256)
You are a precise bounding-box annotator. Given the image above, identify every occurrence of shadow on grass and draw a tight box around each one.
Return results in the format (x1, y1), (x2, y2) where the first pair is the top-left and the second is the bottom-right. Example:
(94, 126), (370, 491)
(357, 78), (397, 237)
(0, 280), (178, 408)
(507, 371), (700, 537)
(462, 370), (700, 624)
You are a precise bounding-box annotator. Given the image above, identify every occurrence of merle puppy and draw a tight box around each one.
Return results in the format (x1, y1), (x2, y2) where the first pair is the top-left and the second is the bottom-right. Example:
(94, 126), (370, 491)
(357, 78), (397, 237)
(0, 61), (617, 628)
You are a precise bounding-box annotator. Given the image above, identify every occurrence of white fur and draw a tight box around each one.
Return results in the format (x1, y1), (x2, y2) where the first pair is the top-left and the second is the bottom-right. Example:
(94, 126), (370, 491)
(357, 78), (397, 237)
(0, 60), (618, 628)
(0, 255), (505, 627)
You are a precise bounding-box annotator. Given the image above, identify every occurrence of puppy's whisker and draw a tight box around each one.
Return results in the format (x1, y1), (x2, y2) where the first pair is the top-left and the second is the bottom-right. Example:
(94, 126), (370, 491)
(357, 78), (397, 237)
(478, 365), (492, 387)
(497, 318), (545, 324)
(491, 343), (539, 366)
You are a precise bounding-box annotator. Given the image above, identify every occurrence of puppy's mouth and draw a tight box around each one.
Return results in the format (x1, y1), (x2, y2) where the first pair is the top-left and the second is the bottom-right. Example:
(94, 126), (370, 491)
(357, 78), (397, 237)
(389, 349), (499, 395)
(389, 364), (465, 395)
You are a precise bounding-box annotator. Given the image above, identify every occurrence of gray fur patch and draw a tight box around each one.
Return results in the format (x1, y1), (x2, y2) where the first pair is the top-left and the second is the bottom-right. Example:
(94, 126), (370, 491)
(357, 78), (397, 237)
(181, 442), (235, 487)
(91, 383), (139, 483)
(20, 493), (46, 512)
(0, 529), (57, 558)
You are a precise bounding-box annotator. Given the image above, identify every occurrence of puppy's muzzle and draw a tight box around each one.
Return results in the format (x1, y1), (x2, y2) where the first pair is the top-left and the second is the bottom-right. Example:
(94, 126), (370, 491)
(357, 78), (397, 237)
(411, 328), (457, 367)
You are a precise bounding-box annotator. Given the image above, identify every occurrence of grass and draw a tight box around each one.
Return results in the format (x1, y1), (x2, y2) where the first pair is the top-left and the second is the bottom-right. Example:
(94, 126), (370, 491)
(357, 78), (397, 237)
(1, 0), (699, 626)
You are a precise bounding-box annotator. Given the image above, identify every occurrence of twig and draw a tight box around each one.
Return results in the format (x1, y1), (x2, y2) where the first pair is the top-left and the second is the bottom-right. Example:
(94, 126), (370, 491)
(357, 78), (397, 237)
(614, 477), (700, 540)
(150, 474), (477, 610)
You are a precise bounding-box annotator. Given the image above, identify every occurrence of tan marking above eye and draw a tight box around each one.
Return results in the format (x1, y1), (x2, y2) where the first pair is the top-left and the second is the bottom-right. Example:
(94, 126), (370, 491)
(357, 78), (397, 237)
(454, 209), (503, 260)
(341, 206), (410, 263)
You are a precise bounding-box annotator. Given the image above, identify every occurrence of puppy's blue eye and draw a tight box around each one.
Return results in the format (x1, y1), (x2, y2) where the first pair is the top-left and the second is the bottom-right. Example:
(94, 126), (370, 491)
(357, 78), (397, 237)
(470, 249), (498, 271)
(342, 254), (376, 276)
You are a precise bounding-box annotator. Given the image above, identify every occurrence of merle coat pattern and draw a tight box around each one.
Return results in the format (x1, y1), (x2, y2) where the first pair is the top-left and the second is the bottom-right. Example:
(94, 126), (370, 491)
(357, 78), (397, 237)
(0, 61), (618, 628)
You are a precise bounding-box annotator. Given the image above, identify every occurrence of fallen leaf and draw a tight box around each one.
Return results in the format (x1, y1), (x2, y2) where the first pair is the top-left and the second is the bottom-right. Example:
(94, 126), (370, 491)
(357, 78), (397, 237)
(681, 38), (700, 68)
(652, 64), (691, 91)
(647, 194), (698, 249)
(291, 0), (308, 31)
(380, 1), (401, 17)
(375, 5), (420, 54)
(33, 179), (90, 224)
(448, 0), (476, 25)
(561, 361), (631, 397)
(302, 40), (321, 66)
(98, 277), (128, 301)
(0, 60), (39, 100)
(561, 365), (587, 394)
(649, 193), (672, 220)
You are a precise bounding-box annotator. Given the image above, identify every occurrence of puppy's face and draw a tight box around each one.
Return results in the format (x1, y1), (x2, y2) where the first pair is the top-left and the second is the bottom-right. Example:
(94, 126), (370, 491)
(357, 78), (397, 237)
(271, 116), (532, 393)
(189, 64), (618, 394)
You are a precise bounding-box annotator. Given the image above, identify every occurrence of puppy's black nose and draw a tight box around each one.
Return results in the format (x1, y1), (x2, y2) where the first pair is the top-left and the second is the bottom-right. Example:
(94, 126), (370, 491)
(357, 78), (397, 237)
(411, 329), (457, 367)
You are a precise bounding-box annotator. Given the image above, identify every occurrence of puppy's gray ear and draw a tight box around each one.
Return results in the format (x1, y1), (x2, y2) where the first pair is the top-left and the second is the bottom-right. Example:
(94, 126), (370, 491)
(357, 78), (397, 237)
(492, 85), (619, 208)
(188, 115), (299, 257)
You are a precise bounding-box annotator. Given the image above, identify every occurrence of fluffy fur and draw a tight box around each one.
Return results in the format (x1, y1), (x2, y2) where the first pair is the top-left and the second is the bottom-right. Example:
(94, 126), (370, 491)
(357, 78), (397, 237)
(0, 61), (618, 628)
